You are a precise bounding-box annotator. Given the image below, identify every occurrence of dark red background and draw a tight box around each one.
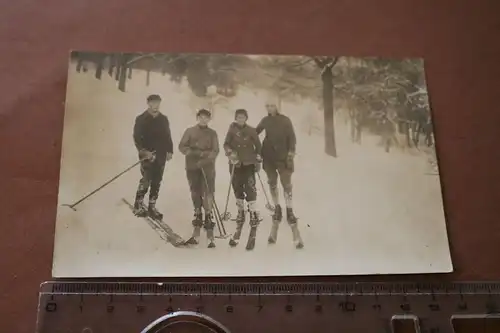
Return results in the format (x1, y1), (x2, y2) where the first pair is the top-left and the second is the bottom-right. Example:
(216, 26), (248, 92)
(1, 0), (499, 332)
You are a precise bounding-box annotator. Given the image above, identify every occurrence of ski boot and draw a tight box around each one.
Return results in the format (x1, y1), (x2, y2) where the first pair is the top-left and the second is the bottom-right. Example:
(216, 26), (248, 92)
(268, 204), (282, 244)
(148, 202), (163, 220)
(246, 211), (262, 251)
(184, 211), (203, 245)
(133, 199), (148, 217)
(229, 209), (245, 247)
(204, 213), (216, 248)
(287, 208), (304, 249)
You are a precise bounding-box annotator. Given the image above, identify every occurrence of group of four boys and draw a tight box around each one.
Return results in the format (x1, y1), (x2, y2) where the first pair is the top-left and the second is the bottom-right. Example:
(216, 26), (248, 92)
(132, 94), (298, 246)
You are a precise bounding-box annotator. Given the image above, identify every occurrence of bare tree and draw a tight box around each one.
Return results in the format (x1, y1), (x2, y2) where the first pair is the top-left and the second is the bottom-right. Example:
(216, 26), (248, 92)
(313, 57), (339, 157)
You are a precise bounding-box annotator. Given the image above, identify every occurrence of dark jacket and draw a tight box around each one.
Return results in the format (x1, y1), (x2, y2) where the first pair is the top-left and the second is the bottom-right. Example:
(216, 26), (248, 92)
(256, 113), (296, 162)
(223, 123), (262, 165)
(178, 125), (219, 170)
(133, 111), (173, 163)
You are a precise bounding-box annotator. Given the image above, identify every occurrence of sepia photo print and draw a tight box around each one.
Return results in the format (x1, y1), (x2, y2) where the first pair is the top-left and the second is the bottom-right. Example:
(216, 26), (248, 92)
(52, 51), (452, 277)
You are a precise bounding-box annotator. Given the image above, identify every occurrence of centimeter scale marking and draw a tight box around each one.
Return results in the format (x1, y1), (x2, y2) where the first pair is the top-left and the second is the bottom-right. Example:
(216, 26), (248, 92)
(37, 282), (500, 333)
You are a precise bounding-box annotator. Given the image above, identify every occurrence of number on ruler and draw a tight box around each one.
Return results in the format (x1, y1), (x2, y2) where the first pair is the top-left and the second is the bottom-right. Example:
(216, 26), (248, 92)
(400, 303), (411, 312)
(136, 305), (145, 313)
(166, 306), (174, 313)
(256, 305), (263, 312)
(196, 306), (204, 313)
(106, 305), (114, 313)
(486, 301), (497, 313)
(315, 304), (323, 313)
(339, 301), (356, 312)
(225, 305), (234, 313)
(285, 304), (293, 313)
(45, 302), (57, 312)
(428, 303), (440, 311)
(457, 302), (467, 311)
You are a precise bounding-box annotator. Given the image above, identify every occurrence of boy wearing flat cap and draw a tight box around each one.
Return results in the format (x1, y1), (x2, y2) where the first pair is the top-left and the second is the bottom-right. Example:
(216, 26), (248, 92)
(132, 94), (174, 220)
(179, 109), (220, 248)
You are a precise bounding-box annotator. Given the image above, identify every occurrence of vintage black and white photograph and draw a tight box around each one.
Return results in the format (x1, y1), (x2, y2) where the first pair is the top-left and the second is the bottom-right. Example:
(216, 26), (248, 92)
(52, 51), (452, 277)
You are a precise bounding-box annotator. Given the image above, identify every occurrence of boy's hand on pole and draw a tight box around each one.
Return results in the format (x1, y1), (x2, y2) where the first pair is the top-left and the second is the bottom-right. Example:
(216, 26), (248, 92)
(229, 152), (239, 165)
(139, 149), (156, 162)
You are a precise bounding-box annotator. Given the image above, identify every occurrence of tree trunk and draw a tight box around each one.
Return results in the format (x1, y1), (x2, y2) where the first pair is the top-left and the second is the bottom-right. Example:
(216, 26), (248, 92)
(118, 54), (130, 92)
(146, 70), (151, 86)
(115, 66), (121, 81)
(115, 54), (122, 81)
(95, 55), (104, 79)
(108, 55), (115, 77)
(322, 67), (337, 157)
(405, 122), (412, 147)
(161, 61), (167, 76)
(76, 58), (84, 72)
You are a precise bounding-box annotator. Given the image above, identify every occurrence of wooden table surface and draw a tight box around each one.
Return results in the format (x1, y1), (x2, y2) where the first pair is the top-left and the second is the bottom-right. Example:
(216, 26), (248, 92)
(1, 0), (499, 332)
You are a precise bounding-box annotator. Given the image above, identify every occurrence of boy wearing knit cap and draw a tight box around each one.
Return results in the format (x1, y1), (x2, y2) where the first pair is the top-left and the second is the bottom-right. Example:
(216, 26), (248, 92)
(256, 96), (303, 248)
(223, 108), (263, 248)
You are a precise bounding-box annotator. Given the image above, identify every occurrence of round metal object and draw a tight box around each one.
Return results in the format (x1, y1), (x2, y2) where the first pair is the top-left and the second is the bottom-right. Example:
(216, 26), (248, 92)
(141, 311), (231, 333)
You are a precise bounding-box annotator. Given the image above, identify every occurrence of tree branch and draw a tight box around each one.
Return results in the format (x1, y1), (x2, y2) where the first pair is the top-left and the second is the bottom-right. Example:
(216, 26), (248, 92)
(127, 53), (155, 65)
(285, 58), (315, 69)
(312, 56), (326, 68)
(326, 57), (340, 69)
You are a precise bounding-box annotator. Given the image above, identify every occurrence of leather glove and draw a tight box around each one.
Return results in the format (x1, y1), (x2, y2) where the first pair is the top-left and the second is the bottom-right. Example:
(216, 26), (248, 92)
(139, 149), (155, 162)
(229, 152), (240, 165)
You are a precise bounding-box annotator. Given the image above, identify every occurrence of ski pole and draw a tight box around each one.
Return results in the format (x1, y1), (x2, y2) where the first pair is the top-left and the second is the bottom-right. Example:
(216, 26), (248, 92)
(256, 171), (275, 212)
(214, 197), (227, 234)
(200, 167), (227, 237)
(211, 183), (227, 236)
(221, 163), (236, 221)
(63, 157), (147, 211)
(213, 198), (227, 237)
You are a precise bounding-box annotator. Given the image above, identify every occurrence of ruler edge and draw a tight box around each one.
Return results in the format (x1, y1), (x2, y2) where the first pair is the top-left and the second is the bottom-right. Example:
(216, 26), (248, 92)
(38, 281), (500, 296)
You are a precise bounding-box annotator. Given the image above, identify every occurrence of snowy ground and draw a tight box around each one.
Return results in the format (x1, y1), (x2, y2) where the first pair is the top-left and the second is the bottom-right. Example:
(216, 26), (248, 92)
(52, 64), (453, 277)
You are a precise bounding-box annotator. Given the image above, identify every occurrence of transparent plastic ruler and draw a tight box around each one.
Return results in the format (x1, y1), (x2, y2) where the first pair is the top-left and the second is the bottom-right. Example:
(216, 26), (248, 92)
(36, 281), (500, 332)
